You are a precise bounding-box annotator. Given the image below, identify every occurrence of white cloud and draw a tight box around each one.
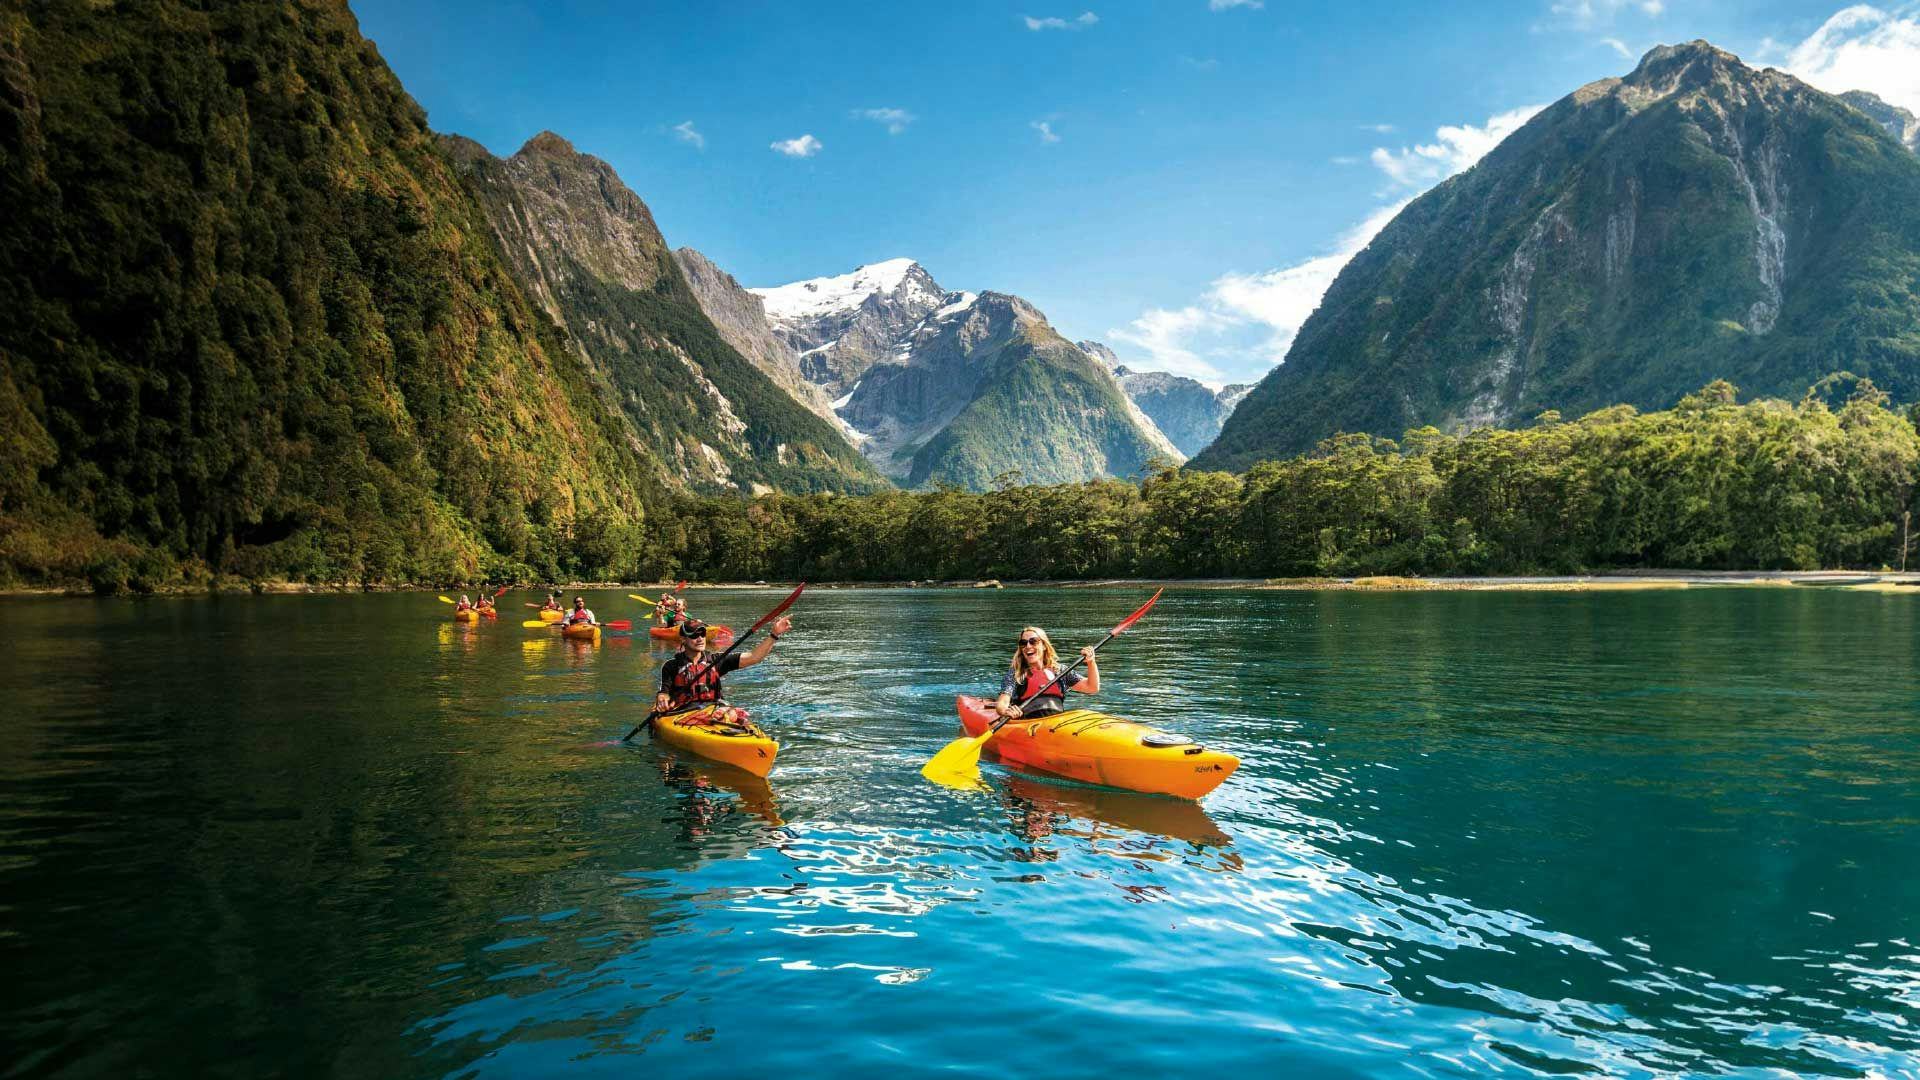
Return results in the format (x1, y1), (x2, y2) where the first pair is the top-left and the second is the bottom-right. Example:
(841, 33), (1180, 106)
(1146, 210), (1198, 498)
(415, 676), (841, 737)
(1110, 203), (1406, 383)
(1600, 36), (1634, 58)
(1031, 120), (1061, 143)
(1209, 0), (1264, 9)
(1024, 11), (1098, 30)
(854, 107), (915, 134)
(1775, 5), (1920, 115)
(1368, 104), (1545, 190)
(770, 134), (823, 158)
(672, 120), (705, 149)
(1115, 102), (1544, 383)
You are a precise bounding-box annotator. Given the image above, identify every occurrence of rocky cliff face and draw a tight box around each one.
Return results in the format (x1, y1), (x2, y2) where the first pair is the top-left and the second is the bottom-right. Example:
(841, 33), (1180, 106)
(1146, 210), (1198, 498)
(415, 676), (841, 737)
(673, 247), (842, 425)
(448, 134), (883, 494)
(1197, 41), (1920, 469)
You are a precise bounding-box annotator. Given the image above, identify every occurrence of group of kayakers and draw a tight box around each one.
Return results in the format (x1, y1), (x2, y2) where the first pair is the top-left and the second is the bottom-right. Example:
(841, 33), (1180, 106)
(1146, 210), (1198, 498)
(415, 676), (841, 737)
(452, 594), (498, 618)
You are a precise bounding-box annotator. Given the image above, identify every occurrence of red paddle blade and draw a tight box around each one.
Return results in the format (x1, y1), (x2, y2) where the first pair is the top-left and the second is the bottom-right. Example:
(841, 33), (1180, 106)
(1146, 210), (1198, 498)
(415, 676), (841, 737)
(744, 582), (806, 638)
(494, 586), (509, 597)
(675, 579), (688, 592)
(1111, 588), (1164, 636)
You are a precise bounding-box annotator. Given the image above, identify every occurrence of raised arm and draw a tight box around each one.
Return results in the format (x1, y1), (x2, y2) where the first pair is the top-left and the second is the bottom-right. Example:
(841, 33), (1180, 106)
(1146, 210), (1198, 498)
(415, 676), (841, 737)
(735, 616), (791, 669)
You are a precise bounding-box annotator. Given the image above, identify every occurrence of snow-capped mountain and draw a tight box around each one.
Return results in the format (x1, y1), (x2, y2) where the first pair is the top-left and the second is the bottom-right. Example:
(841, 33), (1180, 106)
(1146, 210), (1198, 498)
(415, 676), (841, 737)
(695, 259), (1183, 487)
(749, 259), (952, 397)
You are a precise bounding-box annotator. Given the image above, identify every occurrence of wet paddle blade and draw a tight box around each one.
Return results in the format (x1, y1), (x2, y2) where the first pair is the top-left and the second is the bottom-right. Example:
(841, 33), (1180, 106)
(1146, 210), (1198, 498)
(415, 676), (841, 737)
(437, 596), (454, 604)
(628, 593), (656, 604)
(1111, 587), (1164, 636)
(521, 619), (553, 628)
(920, 731), (990, 782)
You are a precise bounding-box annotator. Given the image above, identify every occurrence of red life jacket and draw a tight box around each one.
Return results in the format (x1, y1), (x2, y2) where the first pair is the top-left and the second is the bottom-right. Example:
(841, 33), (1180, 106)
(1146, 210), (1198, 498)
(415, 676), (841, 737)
(670, 659), (722, 705)
(1020, 667), (1067, 701)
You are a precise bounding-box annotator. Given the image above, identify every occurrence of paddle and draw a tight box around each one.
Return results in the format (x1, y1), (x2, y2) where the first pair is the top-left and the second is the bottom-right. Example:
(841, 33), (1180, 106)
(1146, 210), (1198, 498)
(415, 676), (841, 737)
(628, 593), (656, 604)
(437, 595), (454, 604)
(623, 582), (806, 742)
(524, 618), (631, 630)
(920, 588), (1164, 784)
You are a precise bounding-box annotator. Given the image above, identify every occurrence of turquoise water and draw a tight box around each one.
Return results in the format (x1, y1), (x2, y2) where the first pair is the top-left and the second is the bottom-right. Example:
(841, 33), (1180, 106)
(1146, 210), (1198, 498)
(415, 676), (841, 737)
(2, 587), (1917, 1077)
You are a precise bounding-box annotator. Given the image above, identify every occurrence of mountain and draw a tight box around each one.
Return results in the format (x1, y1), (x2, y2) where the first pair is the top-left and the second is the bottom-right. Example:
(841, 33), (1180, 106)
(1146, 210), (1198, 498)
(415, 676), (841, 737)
(673, 247), (843, 426)
(1196, 42), (1920, 470)
(0, 0), (668, 585)
(445, 134), (883, 495)
(1077, 340), (1248, 457)
(1112, 368), (1252, 457)
(1840, 90), (1920, 154)
(748, 262), (1179, 486)
(750, 260), (950, 397)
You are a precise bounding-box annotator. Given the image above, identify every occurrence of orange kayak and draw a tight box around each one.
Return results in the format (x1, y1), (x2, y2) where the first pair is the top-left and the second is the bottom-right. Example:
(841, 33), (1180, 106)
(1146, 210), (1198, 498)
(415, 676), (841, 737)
(649, 624), (735, 650)
(453, 609), (478, 623)
(651, 704), (777, 777)
(561, 622), (601, 643)
(955, 695), (1238, 800)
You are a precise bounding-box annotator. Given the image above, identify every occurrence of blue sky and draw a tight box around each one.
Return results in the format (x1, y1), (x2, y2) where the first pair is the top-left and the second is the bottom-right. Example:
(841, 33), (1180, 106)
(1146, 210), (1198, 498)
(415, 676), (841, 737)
(354, 1), (1920, 385)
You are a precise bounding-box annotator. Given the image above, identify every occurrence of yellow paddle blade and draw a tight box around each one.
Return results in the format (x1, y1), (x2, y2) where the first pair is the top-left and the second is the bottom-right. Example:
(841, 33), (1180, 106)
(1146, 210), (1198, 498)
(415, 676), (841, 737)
(629, 593), (656, 604)
(437, 595), (454, 604)
(521, 619), (554, 628)
(920, 731), (991, 783)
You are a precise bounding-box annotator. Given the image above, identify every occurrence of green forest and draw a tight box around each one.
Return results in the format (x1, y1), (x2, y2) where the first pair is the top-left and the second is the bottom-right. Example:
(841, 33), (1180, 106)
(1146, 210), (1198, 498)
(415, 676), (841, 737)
(13, 376), (1912, 592)
(650, 379), (1920, 584)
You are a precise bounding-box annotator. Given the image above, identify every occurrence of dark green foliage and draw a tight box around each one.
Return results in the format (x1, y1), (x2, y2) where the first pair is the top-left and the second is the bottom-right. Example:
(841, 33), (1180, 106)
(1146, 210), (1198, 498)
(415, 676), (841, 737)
(0, 0), (659, 589)
(654, 383), (1920, 581)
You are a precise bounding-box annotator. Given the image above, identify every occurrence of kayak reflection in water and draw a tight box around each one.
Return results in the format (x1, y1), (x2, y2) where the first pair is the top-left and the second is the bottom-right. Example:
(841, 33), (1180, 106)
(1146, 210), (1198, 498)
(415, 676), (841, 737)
(654, 617), (790, 721)
(995, 626), (1099, 720)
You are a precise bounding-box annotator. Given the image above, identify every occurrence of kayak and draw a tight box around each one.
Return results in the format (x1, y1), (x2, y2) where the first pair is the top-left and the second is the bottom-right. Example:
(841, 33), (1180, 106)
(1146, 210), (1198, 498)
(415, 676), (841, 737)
(453, 609), (478, 623)
(561, 622), (601, 643)
(479, 608), (498, 619)
(538, 609), (565, 623)
(649, 624), (736, 650)
(955, 695), (1238, 800)
(651, 704), (778, 777)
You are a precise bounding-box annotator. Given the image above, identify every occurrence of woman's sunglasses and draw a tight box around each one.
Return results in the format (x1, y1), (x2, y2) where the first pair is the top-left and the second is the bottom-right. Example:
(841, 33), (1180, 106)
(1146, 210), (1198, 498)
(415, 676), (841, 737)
(1018, 637), (1043, 647)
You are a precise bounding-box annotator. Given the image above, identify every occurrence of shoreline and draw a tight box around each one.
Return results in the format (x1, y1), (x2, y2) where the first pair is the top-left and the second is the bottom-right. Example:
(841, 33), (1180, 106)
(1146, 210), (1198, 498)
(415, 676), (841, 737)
(4, 570), (1917, 598)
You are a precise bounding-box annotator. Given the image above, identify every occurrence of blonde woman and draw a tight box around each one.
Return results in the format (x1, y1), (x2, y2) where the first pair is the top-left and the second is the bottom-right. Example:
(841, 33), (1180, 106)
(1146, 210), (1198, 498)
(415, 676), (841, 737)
(993, 626), (1099, 721)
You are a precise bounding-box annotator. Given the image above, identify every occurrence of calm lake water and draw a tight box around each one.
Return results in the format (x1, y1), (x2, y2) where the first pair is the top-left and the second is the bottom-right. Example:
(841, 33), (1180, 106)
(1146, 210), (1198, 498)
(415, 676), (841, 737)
(2, 587), (1918, 1078)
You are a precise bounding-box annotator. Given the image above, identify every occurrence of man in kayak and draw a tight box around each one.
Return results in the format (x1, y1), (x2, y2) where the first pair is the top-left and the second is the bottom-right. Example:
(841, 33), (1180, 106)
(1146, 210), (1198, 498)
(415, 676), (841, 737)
(654, 591), (684, 628)
(993, 625), (1099, 720)
(563, 596), (597, 627)
(653, 618), (791, 716)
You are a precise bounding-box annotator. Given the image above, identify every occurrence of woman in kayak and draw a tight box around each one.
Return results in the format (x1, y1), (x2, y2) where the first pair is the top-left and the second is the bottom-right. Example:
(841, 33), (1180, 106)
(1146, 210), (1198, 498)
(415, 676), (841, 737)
(563, 596), (597, 627)
(455, 594), (474, 613)
(541, 592), (563, 612)
(994, 626), (1098, 720)
(653, 617), (791, 715)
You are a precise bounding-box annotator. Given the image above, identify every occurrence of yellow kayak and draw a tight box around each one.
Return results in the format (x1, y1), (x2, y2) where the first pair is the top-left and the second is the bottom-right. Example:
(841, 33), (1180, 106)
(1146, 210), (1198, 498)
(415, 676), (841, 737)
(453, 609), (478, 623)
(538, 609), (565, 623)
(956, 695), (1237, 800)
(651, 705), (778, 777)
(560, 622), (600, 643)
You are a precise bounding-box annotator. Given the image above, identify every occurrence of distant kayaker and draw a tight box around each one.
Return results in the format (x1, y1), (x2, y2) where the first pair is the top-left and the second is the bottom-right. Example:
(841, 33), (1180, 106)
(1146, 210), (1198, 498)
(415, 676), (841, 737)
(563, 596), (597, 626)
(542, 592), (563, 612)
(655, 592), (684, 628)
(455, 594), (474, 613)
(994, 626), (1099, 720)
(654, 618), (790, 714)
